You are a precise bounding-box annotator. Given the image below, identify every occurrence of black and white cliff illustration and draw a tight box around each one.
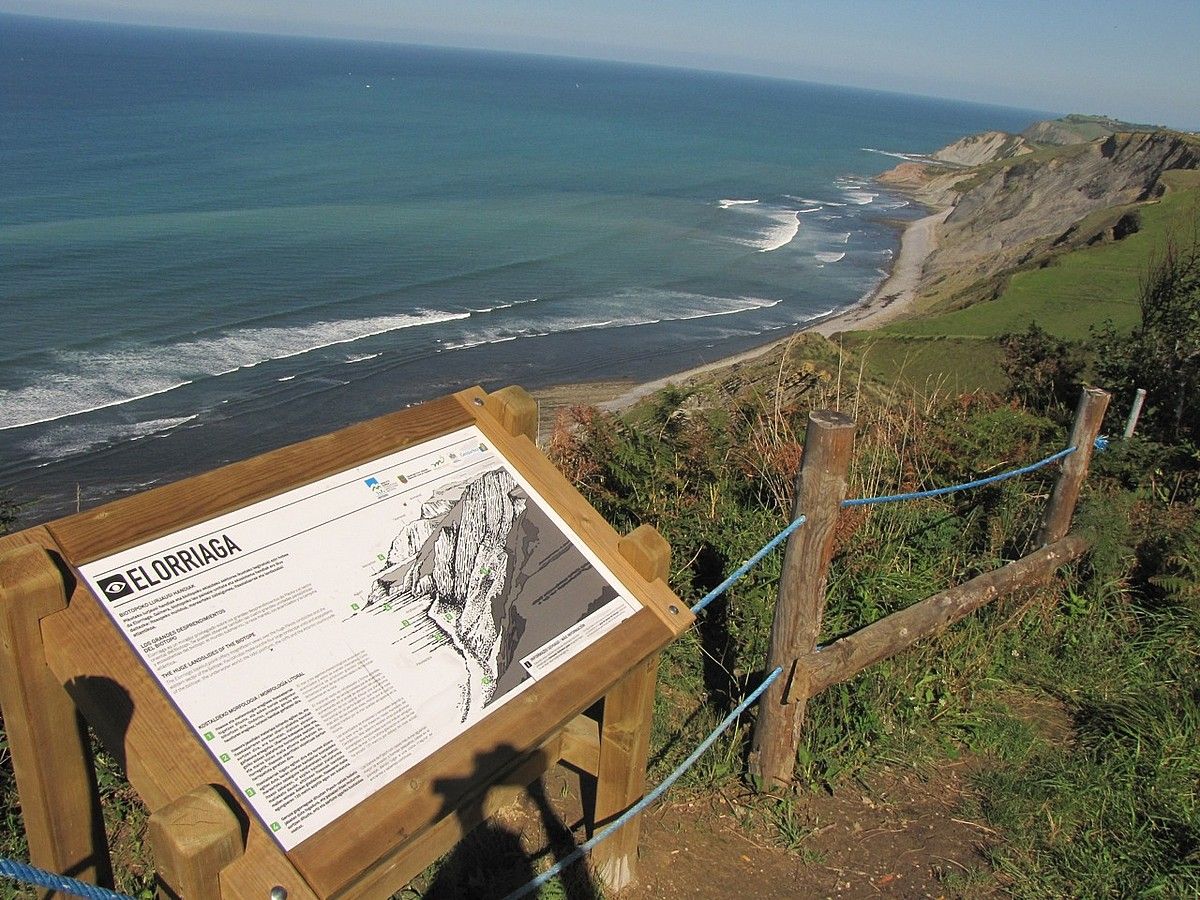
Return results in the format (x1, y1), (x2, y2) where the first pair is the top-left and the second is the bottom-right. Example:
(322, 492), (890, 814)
(366, 467), (617, 720)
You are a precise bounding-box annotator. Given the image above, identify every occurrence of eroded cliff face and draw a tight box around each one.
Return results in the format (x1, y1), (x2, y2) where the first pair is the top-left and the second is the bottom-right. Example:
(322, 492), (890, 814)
(932, 133), (1199, 289)
(882, 129), (1200, 307)
(931, 130), (1034, 167)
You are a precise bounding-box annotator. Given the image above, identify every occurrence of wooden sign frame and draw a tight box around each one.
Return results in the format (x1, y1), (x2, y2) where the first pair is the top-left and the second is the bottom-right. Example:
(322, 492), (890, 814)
(0, 385), (693, 898)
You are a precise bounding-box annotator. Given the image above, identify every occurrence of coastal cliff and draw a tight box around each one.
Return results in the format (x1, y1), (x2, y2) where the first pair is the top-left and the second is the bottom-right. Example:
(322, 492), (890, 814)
(880, 120), (1200, 312)
(931, 130), (1034, 166)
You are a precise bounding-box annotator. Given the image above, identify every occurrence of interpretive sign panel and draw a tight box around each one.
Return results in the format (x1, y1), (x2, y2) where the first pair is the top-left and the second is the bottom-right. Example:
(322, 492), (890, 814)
(77, 423), (641, 850)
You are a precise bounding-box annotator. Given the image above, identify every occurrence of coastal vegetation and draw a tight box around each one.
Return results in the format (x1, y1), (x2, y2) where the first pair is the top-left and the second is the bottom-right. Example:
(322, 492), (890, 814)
(546, 297), (1199, 895)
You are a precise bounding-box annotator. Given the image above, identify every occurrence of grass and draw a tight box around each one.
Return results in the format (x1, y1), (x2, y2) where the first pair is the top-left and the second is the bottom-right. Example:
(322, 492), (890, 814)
(838, 334), (1006, 395)
(887, 170), (1200, 344)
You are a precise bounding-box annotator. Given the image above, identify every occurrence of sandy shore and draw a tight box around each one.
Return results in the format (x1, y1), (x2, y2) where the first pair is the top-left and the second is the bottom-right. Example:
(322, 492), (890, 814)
(807, 206), (950, 336)
(534, 203), (951, 420)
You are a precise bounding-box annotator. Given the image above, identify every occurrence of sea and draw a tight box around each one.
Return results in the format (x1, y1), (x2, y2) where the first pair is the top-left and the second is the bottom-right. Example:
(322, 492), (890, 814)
(1, 15), (1046, 524)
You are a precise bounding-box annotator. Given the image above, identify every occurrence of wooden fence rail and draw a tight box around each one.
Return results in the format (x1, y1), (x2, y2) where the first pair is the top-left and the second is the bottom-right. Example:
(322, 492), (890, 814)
(752, 386), (1110, 789)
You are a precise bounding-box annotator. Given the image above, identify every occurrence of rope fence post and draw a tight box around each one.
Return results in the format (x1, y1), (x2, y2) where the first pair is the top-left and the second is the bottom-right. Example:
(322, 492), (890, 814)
(1123, 387), (1147, 439)
(749, 410), (854, 790)
(1038, 386), (1110, 546)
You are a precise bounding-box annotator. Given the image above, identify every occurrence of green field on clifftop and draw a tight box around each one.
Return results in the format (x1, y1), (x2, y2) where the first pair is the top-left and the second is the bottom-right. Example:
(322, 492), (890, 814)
(847, 170), (1200, 390)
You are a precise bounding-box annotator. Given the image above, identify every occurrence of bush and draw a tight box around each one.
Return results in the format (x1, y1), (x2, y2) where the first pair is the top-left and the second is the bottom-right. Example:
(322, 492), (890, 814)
(998, 322), (1084, 415)
(1094, 234), (1200, 442)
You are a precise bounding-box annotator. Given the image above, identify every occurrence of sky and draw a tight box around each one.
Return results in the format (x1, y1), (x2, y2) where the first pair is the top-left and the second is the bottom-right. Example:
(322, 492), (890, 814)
(4, 0), (1199, 130)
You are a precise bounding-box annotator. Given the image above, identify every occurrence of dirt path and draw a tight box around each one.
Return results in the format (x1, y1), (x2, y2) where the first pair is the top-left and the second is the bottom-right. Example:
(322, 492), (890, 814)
(409, 757), (998, 899)
(620, 760), (995, 899)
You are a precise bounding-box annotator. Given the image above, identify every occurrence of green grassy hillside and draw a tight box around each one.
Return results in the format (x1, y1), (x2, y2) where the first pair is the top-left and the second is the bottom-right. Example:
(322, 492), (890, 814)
(847, 169), (1200, 391)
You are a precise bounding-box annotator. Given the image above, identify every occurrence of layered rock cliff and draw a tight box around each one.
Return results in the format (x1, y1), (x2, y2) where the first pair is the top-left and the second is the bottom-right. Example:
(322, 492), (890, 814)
(931, 130), (1034, 166)
(880, 122), (1200, 310)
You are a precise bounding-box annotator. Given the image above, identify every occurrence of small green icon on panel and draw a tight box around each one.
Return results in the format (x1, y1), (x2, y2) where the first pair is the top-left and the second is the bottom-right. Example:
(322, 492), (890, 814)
(270, 822), (281, 832)
(219, 753), (231, 763)
(245, 787), (257, 798)
(377, 553), (385, 561)
(203, 731), (215, 741)
(351, 603), (360, 610)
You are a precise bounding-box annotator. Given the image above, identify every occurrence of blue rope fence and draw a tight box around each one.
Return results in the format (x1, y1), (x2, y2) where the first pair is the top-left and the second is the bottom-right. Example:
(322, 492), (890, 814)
(841, 445), (1077, 508)
(691, 515), (806, 614)
(502, 666), (783, 900)
(0, 859), (133, 900)
(690, 440), (1095, 617)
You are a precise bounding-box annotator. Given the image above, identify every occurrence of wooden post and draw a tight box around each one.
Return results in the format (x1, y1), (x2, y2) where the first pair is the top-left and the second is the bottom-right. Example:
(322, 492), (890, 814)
(150, 785), (245, 900)
(485, 386), (538, 442)
(1123, 387), (1147, 439)
(1038, 386), (1110, 546)
(0, 542), (112, 887)
(786, 533), (1090, 700)
(749, 411), (854, 790)
(591, 524), (669, 891)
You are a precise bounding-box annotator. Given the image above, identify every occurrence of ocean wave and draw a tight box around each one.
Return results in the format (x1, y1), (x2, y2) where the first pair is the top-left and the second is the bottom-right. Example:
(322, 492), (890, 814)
(757, 211), (800, 252)
(718, 198), (760, 209)
(468, 297), (540, 314)
(801, 306), (838, 324)
(441, 292), (782, 352)
(25, 415), (198, 462)
(0, 309), (468, 431)
(815, 252), (846, 263)
(786, 195), (847, 208)
(842, 190), (878, 206)
(796, 206), (824, 215)
(344, 353), (381, 364)
(727, 208), (801, 252)
(860, 147), (929, 162)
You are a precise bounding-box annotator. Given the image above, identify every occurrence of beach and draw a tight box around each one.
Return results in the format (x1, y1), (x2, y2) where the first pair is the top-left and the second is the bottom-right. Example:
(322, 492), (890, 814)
(533, 202), (951, 425)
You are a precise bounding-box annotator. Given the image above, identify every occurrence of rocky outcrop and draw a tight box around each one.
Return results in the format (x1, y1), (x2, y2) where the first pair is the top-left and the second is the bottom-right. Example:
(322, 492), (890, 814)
(368, 466), (619, 719)
(932, 130), (1033, 166)
(876, 126), (1200, 308)
(406, 470), (523, 699)
(922, 131), (1200, 293)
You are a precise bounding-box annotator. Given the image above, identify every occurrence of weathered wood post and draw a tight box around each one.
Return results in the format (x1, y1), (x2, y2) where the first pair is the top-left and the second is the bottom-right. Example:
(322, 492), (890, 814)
(1038, 386), (1110, 546)
(749, 410), (854, 790)
(0, 539), (112, 888)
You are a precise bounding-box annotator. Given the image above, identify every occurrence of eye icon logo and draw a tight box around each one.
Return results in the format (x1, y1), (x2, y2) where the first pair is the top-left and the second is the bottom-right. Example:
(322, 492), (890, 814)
(97, 574), (133, 601)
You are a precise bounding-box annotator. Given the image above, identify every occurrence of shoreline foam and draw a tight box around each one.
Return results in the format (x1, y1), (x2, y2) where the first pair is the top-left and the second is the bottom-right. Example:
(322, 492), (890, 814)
(534, 199), (951, 419)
